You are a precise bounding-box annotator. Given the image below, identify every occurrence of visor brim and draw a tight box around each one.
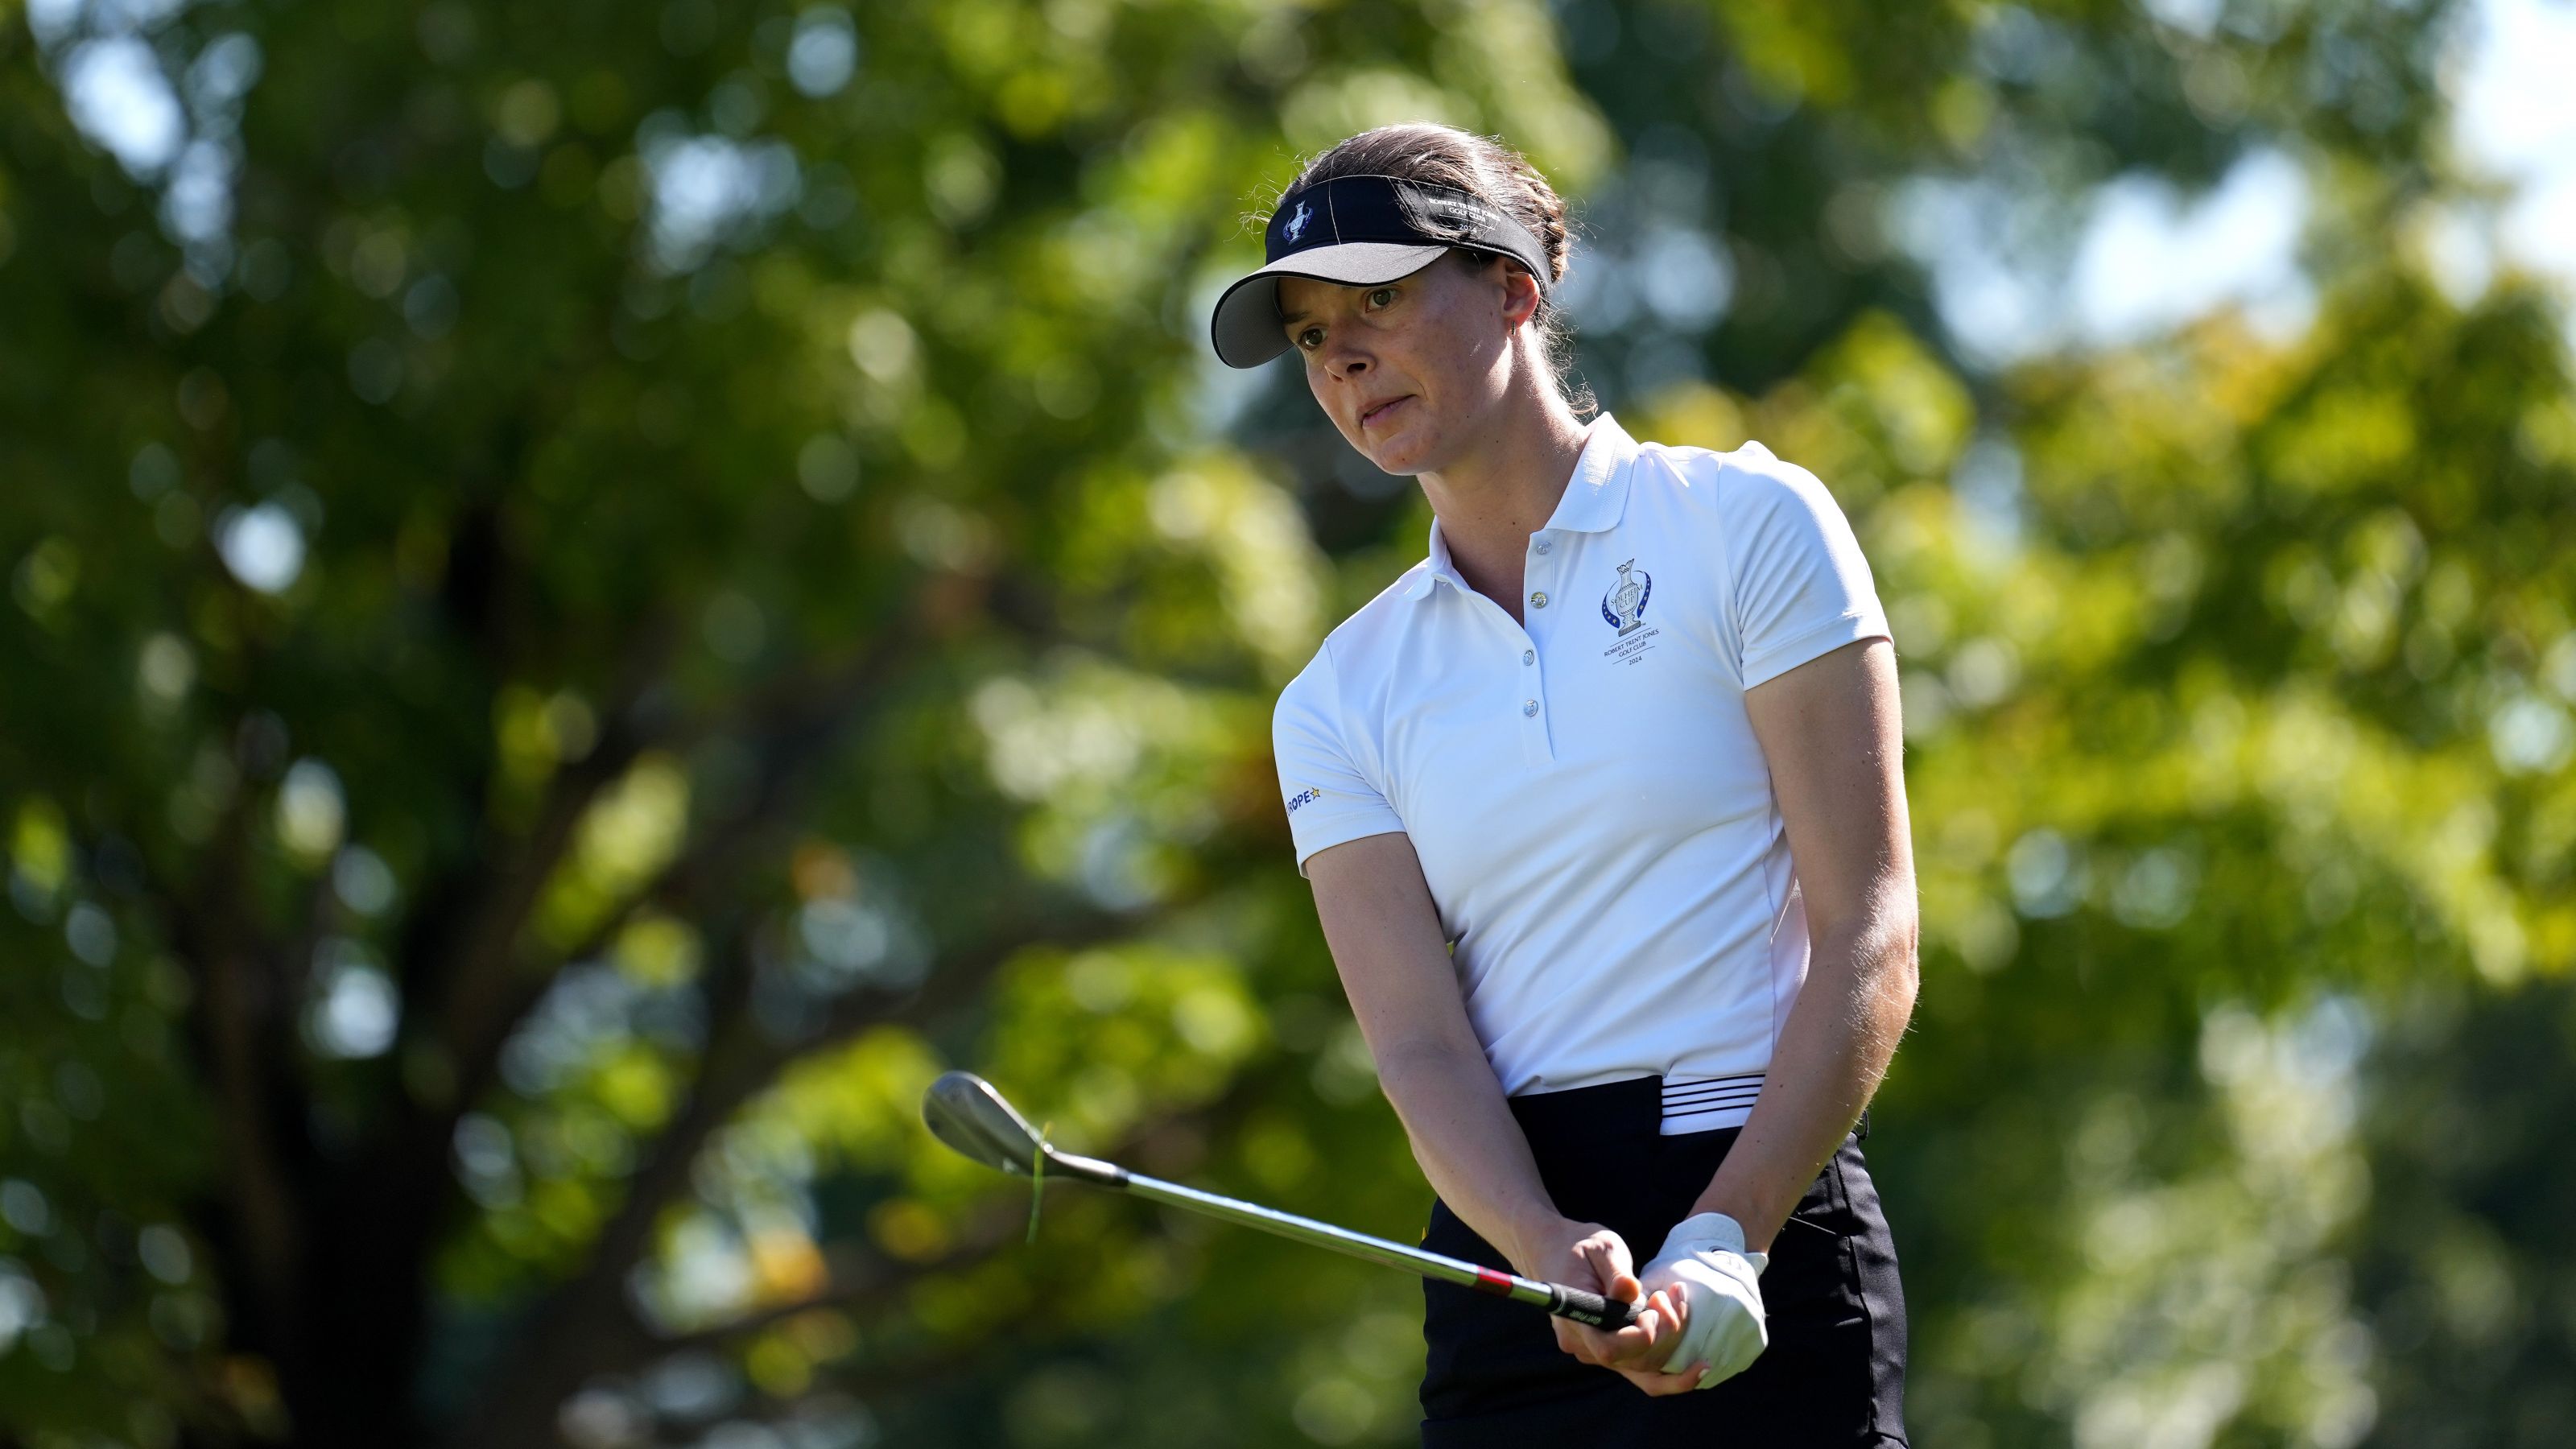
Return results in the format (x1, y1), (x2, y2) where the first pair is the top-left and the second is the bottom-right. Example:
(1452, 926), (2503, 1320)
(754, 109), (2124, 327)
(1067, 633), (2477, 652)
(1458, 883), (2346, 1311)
(1208, 242), (1450, 369)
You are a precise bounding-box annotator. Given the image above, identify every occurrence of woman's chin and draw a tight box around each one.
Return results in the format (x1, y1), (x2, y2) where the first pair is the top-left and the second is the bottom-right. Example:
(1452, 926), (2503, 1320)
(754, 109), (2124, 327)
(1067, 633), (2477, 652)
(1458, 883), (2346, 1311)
(1360, 425), (1435, 476)
(1365, 447), (1422, 477)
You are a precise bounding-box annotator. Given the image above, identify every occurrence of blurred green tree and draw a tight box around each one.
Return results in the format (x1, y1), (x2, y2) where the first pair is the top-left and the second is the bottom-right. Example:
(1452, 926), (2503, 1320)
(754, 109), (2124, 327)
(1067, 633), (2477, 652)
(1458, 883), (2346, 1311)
(0, 0), (1604, 1443)
(2349, 972), (2576, 1449)
(4, 0), (2573, 1446)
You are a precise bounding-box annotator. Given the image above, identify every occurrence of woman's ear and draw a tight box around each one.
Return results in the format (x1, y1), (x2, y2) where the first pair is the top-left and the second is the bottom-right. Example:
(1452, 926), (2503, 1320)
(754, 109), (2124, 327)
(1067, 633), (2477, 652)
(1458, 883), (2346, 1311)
(1496, 261), (1543, 332)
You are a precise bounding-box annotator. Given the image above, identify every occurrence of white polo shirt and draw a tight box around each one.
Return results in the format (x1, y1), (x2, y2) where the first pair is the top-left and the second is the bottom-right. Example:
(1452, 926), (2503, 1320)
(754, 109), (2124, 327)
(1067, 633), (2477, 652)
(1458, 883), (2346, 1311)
(1273, 413), (1889, 1132)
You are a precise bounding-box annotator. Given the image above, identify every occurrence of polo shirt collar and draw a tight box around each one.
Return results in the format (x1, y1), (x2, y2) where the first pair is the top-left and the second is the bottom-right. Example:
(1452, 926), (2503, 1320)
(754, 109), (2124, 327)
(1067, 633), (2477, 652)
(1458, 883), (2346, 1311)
(1406, 411), (1639, 600)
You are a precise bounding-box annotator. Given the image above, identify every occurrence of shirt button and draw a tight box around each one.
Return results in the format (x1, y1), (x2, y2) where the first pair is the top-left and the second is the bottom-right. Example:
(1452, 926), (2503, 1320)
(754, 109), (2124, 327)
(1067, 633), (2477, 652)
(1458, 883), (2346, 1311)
(1530, 591), (1549, 609)
(1521, 700), (1539, 717)
(1534, 539), (1552, 555)
(1522, 649), (1535, 666)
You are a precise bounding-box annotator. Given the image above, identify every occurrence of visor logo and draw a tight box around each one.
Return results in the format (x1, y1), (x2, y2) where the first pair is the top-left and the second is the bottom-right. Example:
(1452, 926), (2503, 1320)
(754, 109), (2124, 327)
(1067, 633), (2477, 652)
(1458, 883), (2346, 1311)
(1282, 200), (1311, 244)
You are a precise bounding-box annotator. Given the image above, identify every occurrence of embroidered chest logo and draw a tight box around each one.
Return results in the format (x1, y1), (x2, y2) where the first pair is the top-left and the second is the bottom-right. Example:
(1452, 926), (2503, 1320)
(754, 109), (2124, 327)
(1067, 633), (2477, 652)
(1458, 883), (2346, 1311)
(1282, 200), (1312, 244)
(1601, 559), (1653, 634)
(1599, 559), (1662, 666)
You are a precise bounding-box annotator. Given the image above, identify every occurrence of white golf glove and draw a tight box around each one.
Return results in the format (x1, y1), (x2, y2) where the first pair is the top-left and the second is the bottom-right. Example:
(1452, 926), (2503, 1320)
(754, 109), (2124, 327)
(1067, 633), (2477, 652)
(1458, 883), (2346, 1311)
(1638, 1211), (1769, 1389)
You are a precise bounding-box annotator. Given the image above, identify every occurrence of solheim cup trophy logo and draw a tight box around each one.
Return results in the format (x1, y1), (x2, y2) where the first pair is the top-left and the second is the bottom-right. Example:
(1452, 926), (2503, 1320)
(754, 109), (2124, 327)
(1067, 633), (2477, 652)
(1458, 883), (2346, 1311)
(1282, 200), (1311, 244)
(1602, 559), (1652, 635)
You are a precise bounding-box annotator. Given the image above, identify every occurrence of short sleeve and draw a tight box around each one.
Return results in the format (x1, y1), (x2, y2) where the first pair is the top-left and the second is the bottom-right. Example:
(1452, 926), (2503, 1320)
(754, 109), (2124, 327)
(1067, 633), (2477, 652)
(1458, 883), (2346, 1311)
(1721, 446), (1892, 689)
(1271, 643), (1406, 878)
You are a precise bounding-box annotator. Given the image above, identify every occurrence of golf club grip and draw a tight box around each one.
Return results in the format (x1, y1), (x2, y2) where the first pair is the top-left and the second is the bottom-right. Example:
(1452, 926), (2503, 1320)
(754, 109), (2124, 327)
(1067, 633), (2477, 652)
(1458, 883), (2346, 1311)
(1546, 1282), (1638, 1329)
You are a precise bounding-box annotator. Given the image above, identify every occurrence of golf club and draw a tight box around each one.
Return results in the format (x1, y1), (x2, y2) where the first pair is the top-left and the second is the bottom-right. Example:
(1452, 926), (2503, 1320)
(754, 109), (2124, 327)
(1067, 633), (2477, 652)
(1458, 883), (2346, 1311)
(921, 1069), (1640, 1330)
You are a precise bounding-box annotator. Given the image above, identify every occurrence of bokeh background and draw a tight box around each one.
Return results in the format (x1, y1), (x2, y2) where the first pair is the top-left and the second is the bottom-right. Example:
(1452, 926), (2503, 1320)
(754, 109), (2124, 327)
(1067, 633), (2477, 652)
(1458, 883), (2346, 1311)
(5, 0), (2574, 1445)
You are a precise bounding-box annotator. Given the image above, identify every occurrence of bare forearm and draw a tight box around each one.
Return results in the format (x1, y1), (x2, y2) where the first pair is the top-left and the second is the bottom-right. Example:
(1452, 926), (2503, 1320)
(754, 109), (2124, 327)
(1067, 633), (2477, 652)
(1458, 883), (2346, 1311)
(1688, 914), (1918, 1253)
(1374, 1042), (1570, 1276)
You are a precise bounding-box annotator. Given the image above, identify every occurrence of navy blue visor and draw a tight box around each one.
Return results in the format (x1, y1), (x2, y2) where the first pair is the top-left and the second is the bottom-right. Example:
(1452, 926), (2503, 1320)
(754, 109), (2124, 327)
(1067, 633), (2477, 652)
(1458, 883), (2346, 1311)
(1208, 174), (1554, 368)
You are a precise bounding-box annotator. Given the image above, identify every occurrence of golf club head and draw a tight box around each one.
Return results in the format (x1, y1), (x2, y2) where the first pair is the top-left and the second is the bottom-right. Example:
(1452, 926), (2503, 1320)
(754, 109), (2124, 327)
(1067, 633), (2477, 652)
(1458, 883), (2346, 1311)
(922, 1071), (1045, 1176)
(919, 1071), (1129, 1188)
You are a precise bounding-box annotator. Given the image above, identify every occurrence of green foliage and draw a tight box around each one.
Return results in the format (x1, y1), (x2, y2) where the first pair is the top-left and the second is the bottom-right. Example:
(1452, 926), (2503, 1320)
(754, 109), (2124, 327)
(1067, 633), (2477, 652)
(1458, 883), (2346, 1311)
(2, 0), (2570, 1446)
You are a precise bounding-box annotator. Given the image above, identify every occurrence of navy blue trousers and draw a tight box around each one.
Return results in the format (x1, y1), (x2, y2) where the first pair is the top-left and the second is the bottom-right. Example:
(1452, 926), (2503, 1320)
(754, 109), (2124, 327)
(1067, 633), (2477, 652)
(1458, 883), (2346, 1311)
(1418, 1075), (1909, 1446)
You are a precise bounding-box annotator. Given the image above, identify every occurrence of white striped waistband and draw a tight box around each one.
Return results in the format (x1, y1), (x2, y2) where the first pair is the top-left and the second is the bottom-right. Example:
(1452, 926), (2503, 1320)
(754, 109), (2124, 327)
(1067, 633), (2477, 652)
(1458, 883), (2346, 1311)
(1659, 1072), (1764, 1136)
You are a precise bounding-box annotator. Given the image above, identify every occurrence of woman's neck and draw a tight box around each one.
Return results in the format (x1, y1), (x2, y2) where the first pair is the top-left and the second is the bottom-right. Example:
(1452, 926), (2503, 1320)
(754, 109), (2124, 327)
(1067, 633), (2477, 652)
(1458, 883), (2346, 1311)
(1418, 391), (1593, 617)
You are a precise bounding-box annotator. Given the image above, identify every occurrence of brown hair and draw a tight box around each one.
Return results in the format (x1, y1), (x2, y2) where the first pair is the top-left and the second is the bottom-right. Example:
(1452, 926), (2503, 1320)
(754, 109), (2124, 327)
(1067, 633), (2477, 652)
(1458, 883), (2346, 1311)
(1266, 122), (1596, 420)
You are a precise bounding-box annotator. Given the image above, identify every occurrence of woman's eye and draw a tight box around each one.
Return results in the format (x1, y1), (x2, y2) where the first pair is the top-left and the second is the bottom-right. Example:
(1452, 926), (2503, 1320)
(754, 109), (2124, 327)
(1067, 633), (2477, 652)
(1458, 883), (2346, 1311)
(1367, 287), (1396, 308)
(1297, 328), (1323, 350)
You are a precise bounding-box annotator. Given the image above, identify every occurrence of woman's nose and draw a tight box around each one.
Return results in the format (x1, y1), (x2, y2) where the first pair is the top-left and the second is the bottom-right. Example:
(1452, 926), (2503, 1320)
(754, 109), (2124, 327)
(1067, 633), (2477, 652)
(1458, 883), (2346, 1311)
(1315, 328), (1365, 375)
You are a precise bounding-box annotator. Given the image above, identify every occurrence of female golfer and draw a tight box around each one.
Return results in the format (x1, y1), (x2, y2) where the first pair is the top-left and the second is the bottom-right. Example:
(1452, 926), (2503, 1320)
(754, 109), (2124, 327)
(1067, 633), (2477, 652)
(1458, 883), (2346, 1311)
(1213, 123), (1915, 1445)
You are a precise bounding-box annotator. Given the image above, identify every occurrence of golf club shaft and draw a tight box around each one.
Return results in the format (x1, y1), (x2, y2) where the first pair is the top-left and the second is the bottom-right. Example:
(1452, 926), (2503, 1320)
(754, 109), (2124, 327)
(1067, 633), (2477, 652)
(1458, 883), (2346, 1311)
(917, 1071), (1636, 1331)
(1117, 1168), (1637, 1330)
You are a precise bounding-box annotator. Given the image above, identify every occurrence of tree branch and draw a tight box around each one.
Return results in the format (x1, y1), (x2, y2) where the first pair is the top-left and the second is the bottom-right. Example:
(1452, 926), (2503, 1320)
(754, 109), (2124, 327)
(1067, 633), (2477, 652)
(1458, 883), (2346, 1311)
(163, 788), (313, 1401)
(435, 606), (923, 1141)
(644, 1196), (1030, 1360)
(448, 891), (1139, 1449)
(418, 617), (677, 1108)
(634, 1055), (1274, 1381)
